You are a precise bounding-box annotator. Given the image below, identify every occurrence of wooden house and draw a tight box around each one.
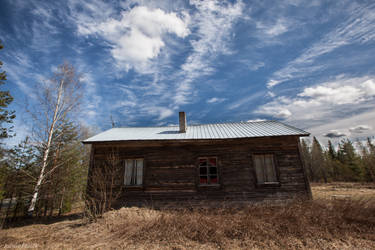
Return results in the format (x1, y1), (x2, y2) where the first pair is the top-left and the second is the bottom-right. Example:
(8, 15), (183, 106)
(83, 112), (311, 207)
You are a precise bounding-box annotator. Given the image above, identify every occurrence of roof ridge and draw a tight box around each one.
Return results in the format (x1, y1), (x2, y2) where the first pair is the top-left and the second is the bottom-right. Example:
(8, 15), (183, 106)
(83, 120), (310, 143)
(113, 120), (276, 129)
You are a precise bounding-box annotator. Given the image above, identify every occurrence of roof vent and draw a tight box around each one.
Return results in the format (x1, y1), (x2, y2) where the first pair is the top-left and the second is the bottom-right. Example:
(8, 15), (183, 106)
(179, 111), (187, 133)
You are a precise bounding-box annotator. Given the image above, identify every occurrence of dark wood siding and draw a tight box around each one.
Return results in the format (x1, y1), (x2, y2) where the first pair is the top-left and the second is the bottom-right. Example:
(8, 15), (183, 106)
(89, 136), (311, 207)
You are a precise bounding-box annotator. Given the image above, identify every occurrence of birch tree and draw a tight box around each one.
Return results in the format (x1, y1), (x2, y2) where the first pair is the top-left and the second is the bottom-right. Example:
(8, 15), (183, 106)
(28, 62), (82, 215)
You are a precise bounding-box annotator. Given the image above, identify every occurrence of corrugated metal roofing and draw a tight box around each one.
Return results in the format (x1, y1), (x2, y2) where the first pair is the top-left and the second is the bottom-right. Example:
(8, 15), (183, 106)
(83, 121), (309, 143)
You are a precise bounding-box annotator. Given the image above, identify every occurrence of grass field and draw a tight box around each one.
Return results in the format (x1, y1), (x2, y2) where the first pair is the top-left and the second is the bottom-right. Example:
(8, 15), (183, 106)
(1, 183), (374, 249)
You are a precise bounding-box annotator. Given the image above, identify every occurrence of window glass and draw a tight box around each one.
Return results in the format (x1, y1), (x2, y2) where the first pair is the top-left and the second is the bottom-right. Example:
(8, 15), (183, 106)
(200, 167), (207, 175)
(199, 157), (218, 185)
(200, 176), (208, 184)
(124, 159), (143, 186)
(253, 155), (278, 184)
(209, 167), (217, 175)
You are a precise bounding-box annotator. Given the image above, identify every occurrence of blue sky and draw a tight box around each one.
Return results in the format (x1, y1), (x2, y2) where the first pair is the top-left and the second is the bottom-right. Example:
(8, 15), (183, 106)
(1, 0), (375, 146)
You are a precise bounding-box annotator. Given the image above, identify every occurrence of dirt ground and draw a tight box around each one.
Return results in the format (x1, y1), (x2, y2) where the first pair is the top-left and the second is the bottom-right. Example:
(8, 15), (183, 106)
(0, 182), (374, 249)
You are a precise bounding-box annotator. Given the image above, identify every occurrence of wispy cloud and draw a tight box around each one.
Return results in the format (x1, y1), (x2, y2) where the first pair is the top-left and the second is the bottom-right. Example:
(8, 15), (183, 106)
(227, 91), (266, 110)
(99, 0), (245, 121)
(267, 2), (375, 88)
(207, 97), (226, 104)
(349, 125), (372, 133)
(173, 0), (244, 105)
(256, 18), (289, 37)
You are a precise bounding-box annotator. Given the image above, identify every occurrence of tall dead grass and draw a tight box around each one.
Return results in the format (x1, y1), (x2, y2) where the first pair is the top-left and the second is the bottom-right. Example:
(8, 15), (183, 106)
(1, 198), (374, 249)
(100, 198), (375, 249)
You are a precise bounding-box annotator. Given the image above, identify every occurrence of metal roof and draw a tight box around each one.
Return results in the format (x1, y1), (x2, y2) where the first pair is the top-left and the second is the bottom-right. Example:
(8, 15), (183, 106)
(83, 121), (309, 143)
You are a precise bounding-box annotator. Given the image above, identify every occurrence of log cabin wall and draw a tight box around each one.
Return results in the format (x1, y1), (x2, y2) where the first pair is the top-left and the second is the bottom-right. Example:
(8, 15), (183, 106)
(90, 135), (311, 207)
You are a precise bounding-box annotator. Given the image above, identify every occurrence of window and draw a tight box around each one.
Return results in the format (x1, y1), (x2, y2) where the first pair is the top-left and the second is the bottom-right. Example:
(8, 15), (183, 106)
(253, 154), (278, 184)
(124, 159), (143, 186)
(199, 157), (218, 185)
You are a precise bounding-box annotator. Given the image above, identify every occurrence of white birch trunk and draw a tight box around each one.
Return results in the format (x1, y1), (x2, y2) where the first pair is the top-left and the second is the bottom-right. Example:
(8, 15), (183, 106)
(28, 79), (64, 215)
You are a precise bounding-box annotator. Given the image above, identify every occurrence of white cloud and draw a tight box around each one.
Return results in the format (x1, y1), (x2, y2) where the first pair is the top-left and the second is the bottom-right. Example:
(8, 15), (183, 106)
(307, 109), (375, 146)
(75, 6), (190, 72)
(238, 59), (265, 71)
(267, 3), (375, 88)
(249, 61), (265, 71)
(207, 97), (226, 104)
(362, 79), (375, 95)
(247, 119), (266, 122)
(258, 105), (292, 119)
(256, 18), (289, 37)
(349, 125), (372, 133)
(143, 106), (174, 120)
(298, 85), (363, 105)
(257, 76), (375, 122)
(68, 1), (244, 122)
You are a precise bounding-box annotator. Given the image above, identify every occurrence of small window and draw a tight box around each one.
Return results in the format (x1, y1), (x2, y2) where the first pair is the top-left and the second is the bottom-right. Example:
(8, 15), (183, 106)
(199, 157), (218, 185)
(124, 159), (143, 186)
(253, 154), (278, 184)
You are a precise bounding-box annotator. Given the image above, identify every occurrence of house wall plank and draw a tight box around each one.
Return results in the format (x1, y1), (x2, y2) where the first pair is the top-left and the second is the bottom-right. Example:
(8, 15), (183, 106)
(89, 136), (310, 207)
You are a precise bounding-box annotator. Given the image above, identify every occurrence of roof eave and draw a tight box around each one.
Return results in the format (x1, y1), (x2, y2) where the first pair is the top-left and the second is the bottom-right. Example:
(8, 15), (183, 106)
(81, 133), (310, 144)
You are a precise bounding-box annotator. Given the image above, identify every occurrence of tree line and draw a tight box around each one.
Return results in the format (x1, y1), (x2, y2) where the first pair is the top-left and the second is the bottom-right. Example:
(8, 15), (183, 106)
(0, 41), (91, 227)
(300, 137), (375, 183)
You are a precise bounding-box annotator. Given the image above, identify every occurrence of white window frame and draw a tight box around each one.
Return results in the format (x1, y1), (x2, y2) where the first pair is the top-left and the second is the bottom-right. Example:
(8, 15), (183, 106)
(124, 158), (144, 186)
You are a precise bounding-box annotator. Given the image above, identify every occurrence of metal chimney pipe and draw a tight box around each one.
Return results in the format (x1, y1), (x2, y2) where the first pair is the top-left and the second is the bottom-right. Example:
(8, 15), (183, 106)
(179, 111), (187, 133)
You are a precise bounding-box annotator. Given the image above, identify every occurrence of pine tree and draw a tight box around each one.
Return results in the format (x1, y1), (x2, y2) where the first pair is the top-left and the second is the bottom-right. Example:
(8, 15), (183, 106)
(359, 138), (375, 182)
(0, 41), (15, 141)
(300, 139), (313, 181)
(42, 121), (88, 215)
(337, 139), (361, 181)
(0, 137), (38, 224)
(311, 137), (327, 182)
(326, 140), (338, 181)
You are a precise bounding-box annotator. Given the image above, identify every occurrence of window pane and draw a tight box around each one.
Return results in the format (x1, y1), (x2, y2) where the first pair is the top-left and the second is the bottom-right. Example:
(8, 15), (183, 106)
(200, 176), (208, 184)
(199, 158), (207, 166)
(253, 155), (264, 184)
(200, 167), (207, 175)
(210, 176), (218, 184)
(131, 160), (137, 185)
(136, 159), (143, 185)
(124, 160), (133, 185)
(209, 167), (217, 175)
(264, 155), (277, 182)
(209, 158), (216, 166)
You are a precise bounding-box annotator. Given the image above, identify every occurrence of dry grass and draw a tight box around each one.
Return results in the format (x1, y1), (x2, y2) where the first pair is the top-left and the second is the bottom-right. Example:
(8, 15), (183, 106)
(312, 182), (375, 200)
(1, 183), (375, 249)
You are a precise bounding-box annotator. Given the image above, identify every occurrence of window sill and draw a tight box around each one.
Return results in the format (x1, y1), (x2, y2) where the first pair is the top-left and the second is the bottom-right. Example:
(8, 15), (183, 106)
(256, 182), (280, 187)
(124, 185), (143, 189)
(198, 184), (221, 187)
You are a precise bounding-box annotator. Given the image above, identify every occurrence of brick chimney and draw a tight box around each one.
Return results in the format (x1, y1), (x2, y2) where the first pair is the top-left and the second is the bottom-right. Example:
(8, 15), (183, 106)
(179, 111), (187, 133)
